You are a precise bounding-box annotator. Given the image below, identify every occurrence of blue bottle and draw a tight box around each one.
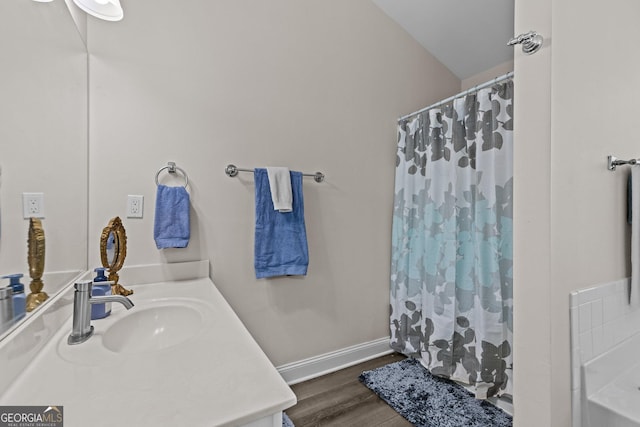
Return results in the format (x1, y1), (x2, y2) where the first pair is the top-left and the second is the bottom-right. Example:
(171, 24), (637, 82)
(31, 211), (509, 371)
(91, 267), (112, 320)
(2, 274), (26, 322)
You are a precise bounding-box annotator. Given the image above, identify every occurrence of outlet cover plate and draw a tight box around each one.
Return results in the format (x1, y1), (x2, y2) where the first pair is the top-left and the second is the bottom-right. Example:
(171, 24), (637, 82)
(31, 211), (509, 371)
(127, 195), (144, 218)
(22, 192), (45, 219)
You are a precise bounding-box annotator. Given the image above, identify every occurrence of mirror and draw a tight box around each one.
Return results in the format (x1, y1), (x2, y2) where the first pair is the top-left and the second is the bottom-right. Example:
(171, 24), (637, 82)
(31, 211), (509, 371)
(100, 217), (132, 296)
(0, 0), (88, 338)
(106, 232), (117, 266)
(26, 218), (47, 312)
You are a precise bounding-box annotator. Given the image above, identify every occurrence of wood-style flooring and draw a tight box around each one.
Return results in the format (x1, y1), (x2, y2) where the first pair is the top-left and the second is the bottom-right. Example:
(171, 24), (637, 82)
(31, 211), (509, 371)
(286, 353), (413, 427)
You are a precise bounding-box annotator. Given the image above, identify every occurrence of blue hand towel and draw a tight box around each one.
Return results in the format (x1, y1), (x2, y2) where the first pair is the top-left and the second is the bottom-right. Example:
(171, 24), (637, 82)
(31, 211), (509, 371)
(154, 184), (190, 249)
(254, 168), (309, 278)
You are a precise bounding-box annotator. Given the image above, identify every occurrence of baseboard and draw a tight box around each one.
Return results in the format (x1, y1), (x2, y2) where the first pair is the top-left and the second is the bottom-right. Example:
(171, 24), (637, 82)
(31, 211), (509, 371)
(276, 337), (393, 385)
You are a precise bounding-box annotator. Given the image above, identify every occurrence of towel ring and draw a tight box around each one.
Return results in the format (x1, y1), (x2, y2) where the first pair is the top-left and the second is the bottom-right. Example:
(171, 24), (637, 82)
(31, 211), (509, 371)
(155, 162), (188, 187)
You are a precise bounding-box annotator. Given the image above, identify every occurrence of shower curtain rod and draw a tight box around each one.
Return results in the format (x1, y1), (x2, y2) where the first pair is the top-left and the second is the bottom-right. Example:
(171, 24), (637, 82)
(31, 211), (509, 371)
(398, 71), (514, 122)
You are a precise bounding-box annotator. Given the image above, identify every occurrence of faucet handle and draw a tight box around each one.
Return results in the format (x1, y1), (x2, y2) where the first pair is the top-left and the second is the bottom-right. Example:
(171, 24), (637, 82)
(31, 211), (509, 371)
(74, 280), (93, 292)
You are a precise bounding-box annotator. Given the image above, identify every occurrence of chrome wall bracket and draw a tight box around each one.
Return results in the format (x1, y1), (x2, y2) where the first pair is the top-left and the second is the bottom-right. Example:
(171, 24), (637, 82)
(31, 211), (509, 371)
(508, 31), (544, 55)
(155, 162), (189, 187)
(608, 155), (639, 171)
(225, 164), (240, 178)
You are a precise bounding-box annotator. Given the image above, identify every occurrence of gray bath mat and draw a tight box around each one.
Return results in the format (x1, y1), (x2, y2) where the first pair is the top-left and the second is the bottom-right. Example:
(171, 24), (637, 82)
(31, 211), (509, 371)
(359, 358), (512, 427)
(282, 412), (294, 427)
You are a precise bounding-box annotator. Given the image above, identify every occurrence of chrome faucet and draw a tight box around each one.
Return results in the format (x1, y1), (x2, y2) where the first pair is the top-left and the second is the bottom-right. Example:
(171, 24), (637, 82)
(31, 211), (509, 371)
(67, 280), (134, 345)
(0, 287), (14, 335)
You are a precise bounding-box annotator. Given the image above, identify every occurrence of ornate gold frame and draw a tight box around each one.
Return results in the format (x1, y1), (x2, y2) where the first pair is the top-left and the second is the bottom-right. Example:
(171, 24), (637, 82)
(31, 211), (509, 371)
(100, 216), (133, 296)
(26, 218), (48, 312)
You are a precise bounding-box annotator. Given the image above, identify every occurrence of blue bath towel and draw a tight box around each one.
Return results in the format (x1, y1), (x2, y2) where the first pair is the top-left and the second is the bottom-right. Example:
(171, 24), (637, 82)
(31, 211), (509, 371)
(254, 168), (308, 278)
(154, 184), (190, 249)
(629, 173), (633, 225)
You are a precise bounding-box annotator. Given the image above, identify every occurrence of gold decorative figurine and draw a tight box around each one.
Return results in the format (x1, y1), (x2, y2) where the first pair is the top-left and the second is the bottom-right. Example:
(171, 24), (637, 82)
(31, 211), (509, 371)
(26, 218), (48, 312)
(100, 216), (133, 296)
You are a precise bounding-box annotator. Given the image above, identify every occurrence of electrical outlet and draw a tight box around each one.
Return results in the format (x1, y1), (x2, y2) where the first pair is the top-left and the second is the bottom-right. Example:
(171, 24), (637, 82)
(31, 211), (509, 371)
(22, 192), (45, 219)
(127, 195), (144, 218)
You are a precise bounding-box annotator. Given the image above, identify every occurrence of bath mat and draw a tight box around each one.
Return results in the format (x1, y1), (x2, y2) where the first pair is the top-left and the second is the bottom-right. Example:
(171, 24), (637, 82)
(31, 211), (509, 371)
(282, 412), (294, 427)
(359, 358), (512, 427)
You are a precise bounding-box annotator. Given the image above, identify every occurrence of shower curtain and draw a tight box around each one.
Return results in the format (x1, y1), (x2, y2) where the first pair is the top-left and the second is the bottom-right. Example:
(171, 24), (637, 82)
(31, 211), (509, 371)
(390, 80), (513, 398)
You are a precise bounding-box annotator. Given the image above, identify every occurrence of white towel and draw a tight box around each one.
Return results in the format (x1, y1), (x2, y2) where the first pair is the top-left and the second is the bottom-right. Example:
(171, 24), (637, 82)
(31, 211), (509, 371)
(266, 167), (293, 212)
(632, 167), (640, 305)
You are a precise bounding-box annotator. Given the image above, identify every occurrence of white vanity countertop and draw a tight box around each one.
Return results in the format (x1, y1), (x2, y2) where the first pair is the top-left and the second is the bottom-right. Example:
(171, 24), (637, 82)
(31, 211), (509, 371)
(0, 270), (296, 427)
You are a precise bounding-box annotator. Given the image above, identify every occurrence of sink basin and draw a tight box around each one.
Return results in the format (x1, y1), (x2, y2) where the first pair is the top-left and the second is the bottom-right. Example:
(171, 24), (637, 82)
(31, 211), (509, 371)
(102, 304), (203, 354)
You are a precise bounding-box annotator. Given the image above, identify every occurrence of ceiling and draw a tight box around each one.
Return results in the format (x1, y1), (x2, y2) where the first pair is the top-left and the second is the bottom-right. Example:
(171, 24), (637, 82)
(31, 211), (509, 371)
(371, 0), (514, 80)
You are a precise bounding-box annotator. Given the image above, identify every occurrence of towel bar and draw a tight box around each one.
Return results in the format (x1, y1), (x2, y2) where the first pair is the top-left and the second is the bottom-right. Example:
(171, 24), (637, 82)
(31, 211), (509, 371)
(225, 164), (324, 183)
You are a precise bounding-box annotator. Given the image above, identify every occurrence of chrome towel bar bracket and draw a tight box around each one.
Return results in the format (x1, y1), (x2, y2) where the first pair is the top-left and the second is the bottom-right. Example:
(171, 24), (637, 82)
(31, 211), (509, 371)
(608, 155), (639, 171)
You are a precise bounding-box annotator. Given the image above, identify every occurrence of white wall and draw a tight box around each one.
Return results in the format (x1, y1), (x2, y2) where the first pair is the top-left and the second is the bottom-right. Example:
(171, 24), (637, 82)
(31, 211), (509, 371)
(63, 0), (88, 46)
(551, 0), (640, 424)
(515, 0), (640, 425)
(86, 0), (460, 366)
(513, 0), (552, 424)
(0, 1), (87, 281)
(461, 60), (514, 91)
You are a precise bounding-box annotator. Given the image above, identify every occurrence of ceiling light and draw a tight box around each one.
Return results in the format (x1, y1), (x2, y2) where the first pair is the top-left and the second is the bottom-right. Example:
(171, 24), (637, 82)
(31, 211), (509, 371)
(72, 0), (123, 22)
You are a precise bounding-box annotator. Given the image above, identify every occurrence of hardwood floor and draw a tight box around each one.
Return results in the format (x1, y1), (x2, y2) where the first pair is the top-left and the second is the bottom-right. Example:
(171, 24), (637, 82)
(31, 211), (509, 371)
(286, 353), (413, 427)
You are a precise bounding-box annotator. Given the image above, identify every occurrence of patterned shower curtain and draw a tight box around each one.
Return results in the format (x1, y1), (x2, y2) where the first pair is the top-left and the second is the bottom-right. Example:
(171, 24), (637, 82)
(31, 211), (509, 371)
(390, 80), (513, 399)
